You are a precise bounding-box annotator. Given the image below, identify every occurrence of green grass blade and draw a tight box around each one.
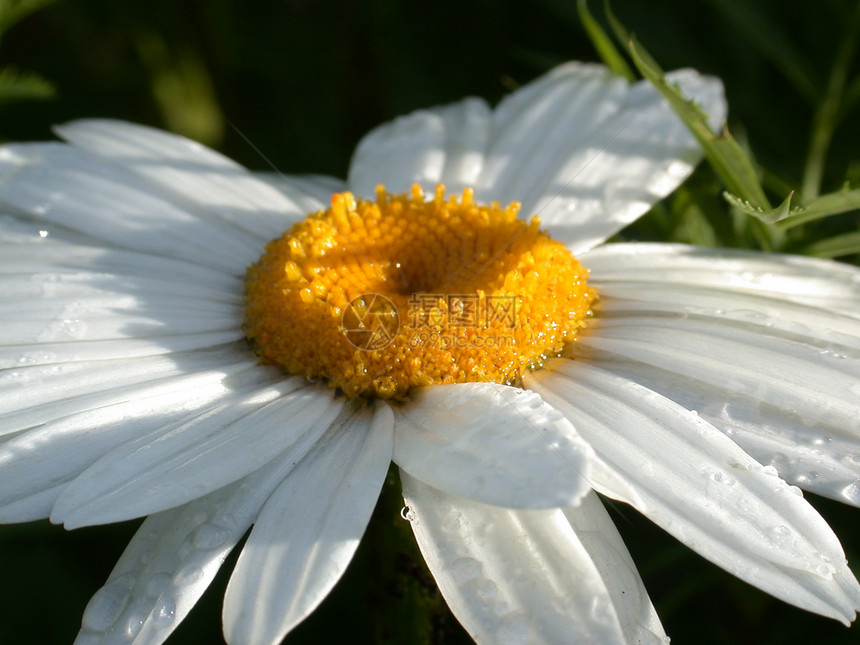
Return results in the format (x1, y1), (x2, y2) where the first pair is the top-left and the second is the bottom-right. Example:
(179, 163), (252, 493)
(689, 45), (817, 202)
(627, 37), (771, 210)
(799, 231), (860, 259)
(577, 0), (634, 81)
(0, 0), (56, 37)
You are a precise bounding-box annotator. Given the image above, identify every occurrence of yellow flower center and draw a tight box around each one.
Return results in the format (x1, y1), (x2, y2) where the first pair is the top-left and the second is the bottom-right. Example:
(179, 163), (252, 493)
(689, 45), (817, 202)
(244, 184), (595, 399)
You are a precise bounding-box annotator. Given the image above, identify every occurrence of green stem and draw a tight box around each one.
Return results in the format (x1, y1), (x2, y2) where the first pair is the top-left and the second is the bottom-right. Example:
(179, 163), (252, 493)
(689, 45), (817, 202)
(800, 5), (860, 200)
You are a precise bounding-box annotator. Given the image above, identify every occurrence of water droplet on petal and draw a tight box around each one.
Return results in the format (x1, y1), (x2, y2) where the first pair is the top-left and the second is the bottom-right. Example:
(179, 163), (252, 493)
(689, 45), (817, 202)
(841, 480), (860, 504)
(709, 471), (735, 486)
(761, 465), (779, 478)
(815, 563), (835, 578)
(153, 598), (177, 626)
(193, 523), (231, 550)
(451, 557), (482, 583)
(769, 525), (791, 542)
(174, 566), (203, 586)
(400, 506), (415, 521)
(81, 574), (136, 632)
(126, 609), (147, 638)
(497, 612), (530, 645)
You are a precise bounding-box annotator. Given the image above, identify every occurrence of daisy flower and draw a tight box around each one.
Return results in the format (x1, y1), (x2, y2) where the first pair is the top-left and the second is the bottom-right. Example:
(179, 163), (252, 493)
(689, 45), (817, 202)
(1, 62), (859, 645)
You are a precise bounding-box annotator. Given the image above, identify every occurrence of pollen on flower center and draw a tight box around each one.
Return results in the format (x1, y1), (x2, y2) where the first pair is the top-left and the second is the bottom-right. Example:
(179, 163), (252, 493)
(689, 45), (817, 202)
(243, 184), (596, 399)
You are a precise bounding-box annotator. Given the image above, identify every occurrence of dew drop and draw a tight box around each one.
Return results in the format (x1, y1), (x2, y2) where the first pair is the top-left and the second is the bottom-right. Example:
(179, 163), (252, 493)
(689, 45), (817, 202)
(193, 523), (231, 550)
(709, 472), (735, 486)
(400, 506), (415, 521)
(153, 598), (177, 626)
(796, 471), (819, 484)
(38, 229), (49, 238)
(769, 525), (791, 542)
(497, 612), (530, 645)
(81, 574), (135, 632)
(173, 566), (203, 586)
(126, 609), (147, 638)
(841, 480), (860, 505)
(815, 563), (835, 578)
(477, 579), (498, 599)
(589, 596), (613, 625)
(451, 557), (482, 583)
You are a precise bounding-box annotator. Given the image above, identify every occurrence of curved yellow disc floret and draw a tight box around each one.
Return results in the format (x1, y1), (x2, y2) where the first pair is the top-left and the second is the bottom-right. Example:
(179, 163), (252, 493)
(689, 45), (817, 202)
(244, 184), (595, 399)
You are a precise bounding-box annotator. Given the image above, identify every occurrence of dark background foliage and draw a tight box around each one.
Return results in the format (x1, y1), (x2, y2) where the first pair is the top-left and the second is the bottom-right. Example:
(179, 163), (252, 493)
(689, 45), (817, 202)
(0, 0), (858, 643)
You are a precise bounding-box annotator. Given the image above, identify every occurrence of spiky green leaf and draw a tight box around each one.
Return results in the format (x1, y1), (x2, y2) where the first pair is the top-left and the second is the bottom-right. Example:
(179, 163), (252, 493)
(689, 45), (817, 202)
(777, 184), (860, 229)
(723, 191), (796, 224)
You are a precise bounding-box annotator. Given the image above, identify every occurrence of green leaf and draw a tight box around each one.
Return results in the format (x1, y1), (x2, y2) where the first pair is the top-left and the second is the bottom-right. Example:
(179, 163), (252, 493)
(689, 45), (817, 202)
(800, 3), (860, 200)
(723, 191), (796, 224)
(799, 230), (860, 259)
(576, 0), (634, 81)
(0, 66), (54, 103)
(777, 184), (860, 229)
(626, 36), (771, 211)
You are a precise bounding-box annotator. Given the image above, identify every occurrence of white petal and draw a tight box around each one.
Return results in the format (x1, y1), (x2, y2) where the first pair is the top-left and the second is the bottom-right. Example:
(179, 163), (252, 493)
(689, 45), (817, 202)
(527, 361), (860, 623)
(593, 280), (860, 349)
(53, 380), (344, 527)
(435, 98), (492, 192)
(0, 221), (247, 368)
(223, 404), (394, 645)
(583, 242), (860, 317)
(594, 353), (860, 508)
(563, 496), (667, 644)
(348, 97), (491, 198)
(476, 64), (725, 253)
(581, 242), (860, 503)
(577, 319), (858, 430)
(0, 221), (239, 293)
(55, 119), (305, 243)
(73, 446), (305, 645)
(1, 333), (243, 370)
(0, 345), (256, 435)
(0, 143), (259, 272)
(393, 382), (592, 509)
(0, 361), (269, 508)
(253, 172), (345, 213)
(573, 281), (860, 504)
(401, 473), (662, 645)
(0, 484), (63, 523)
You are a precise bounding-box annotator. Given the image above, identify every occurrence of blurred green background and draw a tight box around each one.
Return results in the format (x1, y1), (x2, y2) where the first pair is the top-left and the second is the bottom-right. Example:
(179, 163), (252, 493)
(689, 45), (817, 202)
(1, 0), (859, 643)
